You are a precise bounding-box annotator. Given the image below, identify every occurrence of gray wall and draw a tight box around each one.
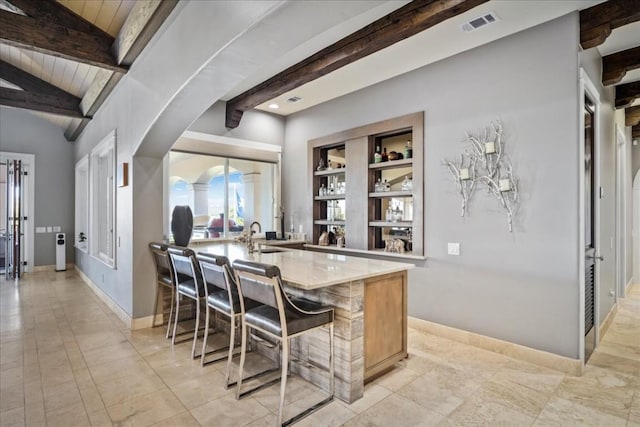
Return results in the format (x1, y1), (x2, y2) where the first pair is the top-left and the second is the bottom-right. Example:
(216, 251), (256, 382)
(284, 14), (582, 358)
(0, 107), (75, 266)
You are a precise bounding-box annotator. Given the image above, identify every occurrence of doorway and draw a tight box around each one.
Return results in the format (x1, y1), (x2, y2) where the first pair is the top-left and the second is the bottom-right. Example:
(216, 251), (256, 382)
(583, 94), (598, 362)
(0, 152), (34, 279)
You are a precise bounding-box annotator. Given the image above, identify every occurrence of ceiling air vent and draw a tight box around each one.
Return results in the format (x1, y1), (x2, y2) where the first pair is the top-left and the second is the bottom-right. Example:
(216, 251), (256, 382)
(286, 96), (302, 103)
(461, 12), (499, 32)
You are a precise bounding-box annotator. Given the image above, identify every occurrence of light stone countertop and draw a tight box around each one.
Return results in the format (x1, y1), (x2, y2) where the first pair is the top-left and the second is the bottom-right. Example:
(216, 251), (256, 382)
(190, 242), (414, 290)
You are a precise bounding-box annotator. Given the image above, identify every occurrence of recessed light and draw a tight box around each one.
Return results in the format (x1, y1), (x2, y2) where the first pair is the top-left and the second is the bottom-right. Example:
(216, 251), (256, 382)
(268, 103), (279, 109)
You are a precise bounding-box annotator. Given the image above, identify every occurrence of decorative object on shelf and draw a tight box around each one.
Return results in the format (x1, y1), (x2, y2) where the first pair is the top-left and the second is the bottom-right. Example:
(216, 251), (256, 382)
(381, 147), (389, 162)
(316, 158), (326, 171)
(171, 205), (193, 246)
(319, 184), (326, 196)
(318, 231), (329, 246)
(374, 146), (382, 163)
(234, 230), (256, 253)
(388, 151), (402, 161)
(404, 140), (413, 159)
(401, 176), (413, 191)
(444, 121), (519, 231)
(337, 235), (345, 248)
(384, 238), (405, 253)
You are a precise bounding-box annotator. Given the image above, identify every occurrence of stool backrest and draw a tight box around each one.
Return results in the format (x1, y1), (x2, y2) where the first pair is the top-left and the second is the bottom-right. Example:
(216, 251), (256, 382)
(148, 242), (173, 283)
(167, 246), (204, 294)
(232, 260), (282, 310)
(197, 253), (235, 302)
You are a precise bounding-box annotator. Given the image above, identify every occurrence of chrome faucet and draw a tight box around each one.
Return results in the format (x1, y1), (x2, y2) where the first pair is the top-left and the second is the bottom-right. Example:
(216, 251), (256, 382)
(249, 221), (262, 235)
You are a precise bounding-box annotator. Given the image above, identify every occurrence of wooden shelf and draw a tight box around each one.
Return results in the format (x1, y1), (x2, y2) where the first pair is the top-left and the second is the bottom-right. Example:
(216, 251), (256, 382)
(369, 221), (413, 228)
(314, 168), (346, 176)
(368, 158), (413, 170)
(314, 194), (346, 201)
(313, 220), (346, 226)
(368, 191), (413, 198)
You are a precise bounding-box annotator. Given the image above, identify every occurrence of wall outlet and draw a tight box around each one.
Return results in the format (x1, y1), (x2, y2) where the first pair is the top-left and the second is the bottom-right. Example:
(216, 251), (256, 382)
(447, 242), (460, 256)
(609, 289), (615, 298)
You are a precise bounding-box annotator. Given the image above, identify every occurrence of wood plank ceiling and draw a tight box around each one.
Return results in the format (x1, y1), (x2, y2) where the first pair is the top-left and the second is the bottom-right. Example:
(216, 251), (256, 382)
(580, 0), (640, 138)
(0, 0), (176, 140)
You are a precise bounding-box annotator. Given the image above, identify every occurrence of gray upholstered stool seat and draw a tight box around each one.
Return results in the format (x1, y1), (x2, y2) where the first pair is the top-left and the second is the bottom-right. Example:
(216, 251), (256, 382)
(244, 299), (333, 337)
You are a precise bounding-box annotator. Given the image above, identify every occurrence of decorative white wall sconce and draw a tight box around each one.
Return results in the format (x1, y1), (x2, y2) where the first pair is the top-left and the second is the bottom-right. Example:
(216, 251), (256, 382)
(444, 121), (519, 231)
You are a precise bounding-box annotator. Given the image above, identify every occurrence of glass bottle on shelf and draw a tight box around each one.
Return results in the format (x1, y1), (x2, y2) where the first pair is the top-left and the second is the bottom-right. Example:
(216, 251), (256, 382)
(401, 176), (409, 191)
(328, 183), (334, 195)
(374, 178), (381, 193)
(381, 147), (388, 162)
(319, 183), (326, 196)
(404, 140), (412, 159)
(374, 146), (382, 163)
(383, 179), (390, 192)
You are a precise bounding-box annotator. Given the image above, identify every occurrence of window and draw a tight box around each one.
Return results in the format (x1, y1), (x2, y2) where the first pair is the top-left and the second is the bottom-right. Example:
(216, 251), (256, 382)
(168, 152), (277, 240)
(75, 155), (89, 252)
(90, 131), (116, 267)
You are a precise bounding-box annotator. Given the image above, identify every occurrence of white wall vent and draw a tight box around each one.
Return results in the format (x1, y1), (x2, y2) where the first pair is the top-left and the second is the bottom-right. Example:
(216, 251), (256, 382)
(461, 12), (499, 32)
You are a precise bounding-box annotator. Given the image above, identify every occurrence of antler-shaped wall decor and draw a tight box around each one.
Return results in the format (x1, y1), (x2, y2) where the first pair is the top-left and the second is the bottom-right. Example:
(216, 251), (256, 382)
(443, 121), (519, 231)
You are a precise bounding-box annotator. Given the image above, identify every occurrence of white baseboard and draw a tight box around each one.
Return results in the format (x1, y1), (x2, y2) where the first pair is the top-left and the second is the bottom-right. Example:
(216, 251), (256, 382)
(599, 303), (617, 339)
(32, 263), (75, 272)
(408, 317), (583, 376)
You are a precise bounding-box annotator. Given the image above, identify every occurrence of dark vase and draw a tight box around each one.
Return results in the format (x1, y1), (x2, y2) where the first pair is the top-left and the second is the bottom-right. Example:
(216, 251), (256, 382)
(171, 205), (193, 246)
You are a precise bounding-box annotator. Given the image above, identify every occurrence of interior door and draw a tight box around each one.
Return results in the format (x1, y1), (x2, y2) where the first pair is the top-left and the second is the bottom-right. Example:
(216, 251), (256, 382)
(5, 159), (24, 279)
(584, 96), (599, 362)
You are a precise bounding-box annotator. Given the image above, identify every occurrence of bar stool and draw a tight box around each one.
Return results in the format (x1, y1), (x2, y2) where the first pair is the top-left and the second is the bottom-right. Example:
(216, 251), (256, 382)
(167, 246), (207, 359)
(196, 253), (261, 387)
(148, 242), (176, 339)
(233, 259), (334, 427)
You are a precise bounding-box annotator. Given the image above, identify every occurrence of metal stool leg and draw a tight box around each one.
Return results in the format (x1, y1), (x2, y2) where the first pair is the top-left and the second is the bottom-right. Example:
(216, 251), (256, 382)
(191, 298), (201, 359)
(172, 293), (181, 346)
(225, 314), (237, 388)
(200, 304), (211, 367)
(277, 337), (289, 426)
(236, 317), (249, 399)
(165, 287), (175, 339)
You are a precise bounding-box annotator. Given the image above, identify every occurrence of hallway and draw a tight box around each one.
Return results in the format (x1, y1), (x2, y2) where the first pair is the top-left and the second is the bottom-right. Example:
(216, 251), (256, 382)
(0, 270), (638, 426)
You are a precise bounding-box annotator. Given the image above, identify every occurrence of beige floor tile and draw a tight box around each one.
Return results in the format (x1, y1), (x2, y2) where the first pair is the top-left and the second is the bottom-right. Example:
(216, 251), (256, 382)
(555, 365), (635, 419)
(150, 411), (200, 426)
(396, 365), (484, 417)
(340, 382), (392, 414)
(170, 368), (228, 410)
(106, 389), (186, 427)
(629, 392), (640, 425)
(23, 400), (45, 427)
(532, 396), (627, 427)
(587, 350), (640, 376)
(344, 394), (445, 427)
(294, 399), (356, 426)
(442, 392), (536, 427)
(190, 393), (270, 427)
(0, 406), (25, 427)
(372, 366), (421, 392)
(0, 384), (24, 412)
(42, 379), (82, 413)
(96, 370), (168, 407)
(45, 401), (90, 427)
(86, 407), (113, 427)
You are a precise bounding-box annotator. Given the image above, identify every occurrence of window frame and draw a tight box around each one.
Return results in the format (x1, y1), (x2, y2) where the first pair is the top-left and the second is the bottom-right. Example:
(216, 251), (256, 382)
(89, 130), (117, 268)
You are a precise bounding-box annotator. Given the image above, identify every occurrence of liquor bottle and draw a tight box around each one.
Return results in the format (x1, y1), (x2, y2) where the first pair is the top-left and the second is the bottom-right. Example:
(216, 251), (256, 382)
(381, 147), (388, 162)
(374, 146), (382, 163)
(404, 140), (412, 159)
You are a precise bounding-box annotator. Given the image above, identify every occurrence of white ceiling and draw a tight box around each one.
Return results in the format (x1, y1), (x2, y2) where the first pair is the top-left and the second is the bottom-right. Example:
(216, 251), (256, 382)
(241, 0), (635, 117)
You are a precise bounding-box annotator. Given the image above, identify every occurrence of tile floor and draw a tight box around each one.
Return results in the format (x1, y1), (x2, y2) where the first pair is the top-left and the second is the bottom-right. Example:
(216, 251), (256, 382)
(0, 270), (638, 426)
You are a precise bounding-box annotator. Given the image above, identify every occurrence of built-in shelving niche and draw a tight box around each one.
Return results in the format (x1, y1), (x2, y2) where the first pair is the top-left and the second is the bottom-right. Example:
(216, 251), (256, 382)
(308, 112), (424, 259)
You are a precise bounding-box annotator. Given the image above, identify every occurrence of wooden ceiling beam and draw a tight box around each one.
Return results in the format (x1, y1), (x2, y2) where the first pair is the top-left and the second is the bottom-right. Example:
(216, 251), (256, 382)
(632, 125), (640, 139)
(0, 59), (72, 98)
(626, 105), (640, 127)
(0, 87), (83, 118)
(225, 0), (488, 128)
(580, 0), (640, 49)
(0, 7), (126, 72)
(615, 81), (640, 109)
(602, 46), (640, 86)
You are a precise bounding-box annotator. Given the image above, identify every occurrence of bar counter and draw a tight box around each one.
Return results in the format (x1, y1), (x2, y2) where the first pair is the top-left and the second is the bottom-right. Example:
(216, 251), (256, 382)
(189, 241), (413, 403)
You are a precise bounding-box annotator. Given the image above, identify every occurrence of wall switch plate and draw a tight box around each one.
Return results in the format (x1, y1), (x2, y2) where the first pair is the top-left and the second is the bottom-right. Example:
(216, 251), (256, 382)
(448, 242), (460, 256)
(36, 227), (46, 233)
(53, 226), (61, 232)
(46, 226), (52, 232)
